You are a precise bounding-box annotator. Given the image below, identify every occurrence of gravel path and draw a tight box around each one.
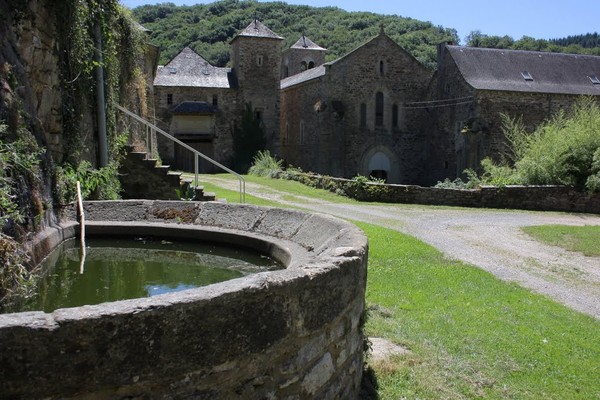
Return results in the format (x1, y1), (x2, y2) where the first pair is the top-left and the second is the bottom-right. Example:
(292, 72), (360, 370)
(205, 177), (600, 319)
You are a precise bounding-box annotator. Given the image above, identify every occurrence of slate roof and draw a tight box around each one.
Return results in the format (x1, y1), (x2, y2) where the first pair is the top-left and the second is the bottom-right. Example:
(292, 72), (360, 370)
(232, 20), (283, 41)
(281, 65), (327, 89)
(447, 45), (600, 95)
(171, 101), (217, 115)
(290, 35), (326, 51)
(153, 47), (233, 88)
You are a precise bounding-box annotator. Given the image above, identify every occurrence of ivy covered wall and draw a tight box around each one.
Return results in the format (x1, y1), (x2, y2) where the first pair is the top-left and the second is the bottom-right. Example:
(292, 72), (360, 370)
(0, 0), (155, 296)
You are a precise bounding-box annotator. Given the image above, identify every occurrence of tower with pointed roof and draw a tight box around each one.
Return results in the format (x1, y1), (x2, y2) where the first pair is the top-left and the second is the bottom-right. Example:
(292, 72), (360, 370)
(230, 19), (283, 151)
(281, 35), (327, 78)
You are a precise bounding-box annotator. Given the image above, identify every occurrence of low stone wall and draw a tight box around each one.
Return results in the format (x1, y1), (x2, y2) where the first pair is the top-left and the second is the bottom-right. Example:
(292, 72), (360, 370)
(0, 201), (368, 399)
(279, 172), (600, 214)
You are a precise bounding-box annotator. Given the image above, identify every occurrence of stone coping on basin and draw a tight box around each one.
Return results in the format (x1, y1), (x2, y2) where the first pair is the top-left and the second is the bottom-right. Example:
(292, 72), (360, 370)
(0, 200), (369, 399)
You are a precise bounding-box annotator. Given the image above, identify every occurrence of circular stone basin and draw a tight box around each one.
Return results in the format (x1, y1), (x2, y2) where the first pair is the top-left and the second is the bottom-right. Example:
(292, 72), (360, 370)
(0, 200), (368, 399)
(3, 236), (281, 313)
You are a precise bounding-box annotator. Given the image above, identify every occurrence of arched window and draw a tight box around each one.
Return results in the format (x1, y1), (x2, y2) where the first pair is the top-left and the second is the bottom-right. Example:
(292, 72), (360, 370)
(379, 60), (384, 76)
(308, 61), (315, 69)
(392, 104), (399, 128)
(360, 103), (367, 127)
(375, 92), (384, 127)
(300, 61), (307, 71)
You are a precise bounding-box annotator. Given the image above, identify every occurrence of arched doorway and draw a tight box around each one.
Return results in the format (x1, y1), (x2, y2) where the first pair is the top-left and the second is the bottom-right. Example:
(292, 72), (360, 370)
(360, 146), (400, 183)
(367, 151), (391, 182)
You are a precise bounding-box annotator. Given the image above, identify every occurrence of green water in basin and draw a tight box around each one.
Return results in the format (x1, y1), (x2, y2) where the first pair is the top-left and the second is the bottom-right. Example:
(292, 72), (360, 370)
(3, 237), (280, 313)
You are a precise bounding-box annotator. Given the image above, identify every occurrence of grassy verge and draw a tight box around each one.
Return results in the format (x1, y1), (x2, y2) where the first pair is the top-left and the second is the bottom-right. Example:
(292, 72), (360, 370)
(359, 221), (600, 399)
(522, 225), (600, 257)
(195, 179), (282, 207)
(197, 174), (600, 399)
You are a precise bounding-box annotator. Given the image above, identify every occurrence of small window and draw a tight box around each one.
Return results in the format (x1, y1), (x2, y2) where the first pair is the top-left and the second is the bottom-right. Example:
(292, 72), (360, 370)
(360, 103), (367, 127)
(379, 60), (384, 76)
(167, 93), (173, 105)
(521, 71), (533, 81)
(212, 95), (218, 107)
(256, 55), (263, 66)
(300, 61), (307, 71)
(255, 110), (263, 122)
(300, 120), (305, 144)
(375, 92), (384, 127)
(392, 104), (399, 128)
(308, 61), (315, 69)
(589, 75), (600, 85)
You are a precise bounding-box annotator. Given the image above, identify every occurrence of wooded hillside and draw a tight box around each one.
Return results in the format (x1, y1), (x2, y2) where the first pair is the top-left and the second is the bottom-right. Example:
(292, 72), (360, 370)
(463, 31), (600, 55)
(130, 0), (600, 69)
(131, 0), (458, 68)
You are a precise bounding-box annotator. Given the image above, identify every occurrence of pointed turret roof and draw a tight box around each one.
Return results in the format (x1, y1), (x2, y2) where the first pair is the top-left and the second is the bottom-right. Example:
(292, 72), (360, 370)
(290, 35), (326, 51)
(232, 19), (283, 41)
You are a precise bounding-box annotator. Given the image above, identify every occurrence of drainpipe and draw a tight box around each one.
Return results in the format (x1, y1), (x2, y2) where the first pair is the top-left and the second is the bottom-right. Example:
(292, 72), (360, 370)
(95, 23), (108, 167)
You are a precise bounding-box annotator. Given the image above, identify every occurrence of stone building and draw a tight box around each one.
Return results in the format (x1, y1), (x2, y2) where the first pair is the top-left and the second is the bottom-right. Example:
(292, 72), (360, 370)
(279, 27), (432, 183)
(153, 20), (282, 172)
(154, 20), (600, 184)
(424, 44), (600, 184)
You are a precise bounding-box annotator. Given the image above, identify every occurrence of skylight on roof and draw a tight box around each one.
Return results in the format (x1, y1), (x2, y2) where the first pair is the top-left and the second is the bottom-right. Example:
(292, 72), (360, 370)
(589, 75), (600, 85)
(521, 71), (533, 81)
(168, 67), (177, 74)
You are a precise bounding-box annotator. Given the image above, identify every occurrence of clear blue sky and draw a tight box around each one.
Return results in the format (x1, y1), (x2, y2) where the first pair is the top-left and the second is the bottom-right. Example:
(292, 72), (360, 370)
(120, 0), (598, 44)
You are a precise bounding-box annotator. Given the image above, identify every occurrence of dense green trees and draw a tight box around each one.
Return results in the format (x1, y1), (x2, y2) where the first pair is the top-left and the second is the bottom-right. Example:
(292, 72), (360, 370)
(131, 0), (458, 68)
(465, 30), (600, 56)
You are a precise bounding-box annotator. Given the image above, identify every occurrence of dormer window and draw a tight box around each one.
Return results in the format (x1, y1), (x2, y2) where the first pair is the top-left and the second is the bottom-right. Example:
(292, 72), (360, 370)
(521, 71), (533, 81)
(589, 75), (600, 85)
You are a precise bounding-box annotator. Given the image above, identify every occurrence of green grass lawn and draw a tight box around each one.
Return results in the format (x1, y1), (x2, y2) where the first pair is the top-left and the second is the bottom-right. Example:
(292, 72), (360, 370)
(522, 225), (600, 257)
(198, 174), (600, 399)
(359, 221), (600, 399)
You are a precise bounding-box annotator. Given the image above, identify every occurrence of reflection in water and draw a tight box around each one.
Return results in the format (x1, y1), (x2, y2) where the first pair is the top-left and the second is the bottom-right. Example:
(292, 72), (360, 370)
(3, 237), (280, 313)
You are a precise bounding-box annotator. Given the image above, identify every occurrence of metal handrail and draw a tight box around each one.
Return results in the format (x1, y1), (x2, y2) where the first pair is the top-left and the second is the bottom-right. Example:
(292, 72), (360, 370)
(115, 104), (245, 203)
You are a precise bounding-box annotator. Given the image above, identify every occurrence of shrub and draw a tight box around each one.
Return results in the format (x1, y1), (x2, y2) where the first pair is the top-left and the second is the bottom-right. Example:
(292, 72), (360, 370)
(248, 150), (283, 178)
(469, 97), (600, 191)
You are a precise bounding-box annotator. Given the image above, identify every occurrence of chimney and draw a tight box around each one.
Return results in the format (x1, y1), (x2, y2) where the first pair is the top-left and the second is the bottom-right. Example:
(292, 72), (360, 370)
(437, 41), (453, 71)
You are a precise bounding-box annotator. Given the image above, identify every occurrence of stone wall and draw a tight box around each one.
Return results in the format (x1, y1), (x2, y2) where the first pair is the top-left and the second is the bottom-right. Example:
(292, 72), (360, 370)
(231, 35), (282, 153)
(0, 201), (368, 399)
(279, 172), (600, 214)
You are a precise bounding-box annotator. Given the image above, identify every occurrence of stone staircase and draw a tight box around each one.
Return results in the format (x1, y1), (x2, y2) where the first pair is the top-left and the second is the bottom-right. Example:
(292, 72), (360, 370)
(119, 146), (217, 201)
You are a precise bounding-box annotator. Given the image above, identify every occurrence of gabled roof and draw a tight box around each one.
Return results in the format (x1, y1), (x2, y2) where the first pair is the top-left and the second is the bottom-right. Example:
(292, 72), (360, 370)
(290, 35), (326, 51)
(154, 47), (232, 88)
(281, 31), (425, 90)
(231, 20), (283, 41)
(447, 45), (600, 95)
